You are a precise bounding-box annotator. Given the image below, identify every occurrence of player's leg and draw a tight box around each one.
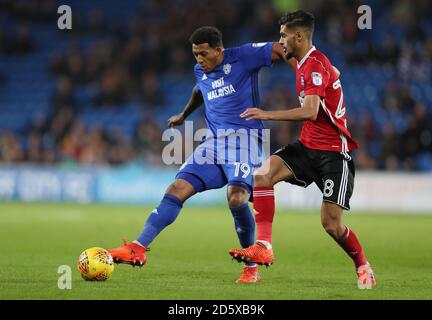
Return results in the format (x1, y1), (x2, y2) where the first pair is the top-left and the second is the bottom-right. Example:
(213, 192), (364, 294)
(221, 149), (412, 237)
(227, 185), (254, 250)
(226, 184), (260, 283)
(318, 153), (376, 289)
(229, 142), (315, 265)
(321, 201), (376, 289)
(229, 155), (294, 266)
(134, 178), (196, 248)
(130, 161), (223, 251)
(108, 137), (225, 267)
(321, 202), (366, 265)
(253, 155), (294, 247)
(218, 132), (267, 283)
(108, 178), (196, 266)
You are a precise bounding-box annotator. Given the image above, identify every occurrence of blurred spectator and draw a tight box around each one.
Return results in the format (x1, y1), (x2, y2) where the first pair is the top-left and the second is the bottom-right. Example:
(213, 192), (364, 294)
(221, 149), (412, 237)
(0, 71), (5, 85)
(76, 125), (108, 165)
(122, 36), (145, 83)
(9, 24), (34, 54)
(354, 148), (377, 170)
(379, 123), (400, 170)
(413, 104), (432, 153)
(67, 48), (87, 84)
(168, 47), (191, 75)
(51, 77), (76, 113)
(86, 8), (107, 34)
(49, 51), (69, 76)
(0, 131), (23, 163)
(0, 29), (7, 54)
(4, 0), (56, 23)
(381, 35), (400, 66)
(396, 103), (432, 170)
(0, 24), (34, 55)
(25, 131), (42, 163)
(0, 0), (431, 171)
(382, 80), (415, 113)
(139, 71), (164, 109)
(105, 126), (135, 165)
(50, 108), (75, 142)
(60, 119), (87, 161)
(93, 65), (129, 107)
(134, 119), (164, 166)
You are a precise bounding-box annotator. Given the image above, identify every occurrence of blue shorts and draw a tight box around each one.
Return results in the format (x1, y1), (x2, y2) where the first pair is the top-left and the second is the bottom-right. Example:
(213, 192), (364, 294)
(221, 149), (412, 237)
(175, 132), (267, 196)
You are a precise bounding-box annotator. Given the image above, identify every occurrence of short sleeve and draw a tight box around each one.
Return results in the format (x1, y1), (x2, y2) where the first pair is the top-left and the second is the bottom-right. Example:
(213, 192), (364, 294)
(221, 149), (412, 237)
(238, 42), (273, 71)
(303, 60), (329, 97)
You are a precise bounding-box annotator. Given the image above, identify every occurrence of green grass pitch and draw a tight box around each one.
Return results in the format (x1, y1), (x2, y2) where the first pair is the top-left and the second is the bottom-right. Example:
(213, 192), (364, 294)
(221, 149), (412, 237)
(0, 202), (431, 300)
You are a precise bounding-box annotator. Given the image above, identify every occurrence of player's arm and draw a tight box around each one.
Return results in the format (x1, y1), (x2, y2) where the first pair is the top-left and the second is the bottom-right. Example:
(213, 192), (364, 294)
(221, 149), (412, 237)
(167, 86), (204, 128)
(271, 43), (296, 70)
(240, 94), (320, 121)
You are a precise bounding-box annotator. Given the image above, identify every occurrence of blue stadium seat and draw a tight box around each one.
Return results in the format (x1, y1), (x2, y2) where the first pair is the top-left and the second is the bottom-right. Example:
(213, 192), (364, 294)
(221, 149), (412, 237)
(416, 153), (432, 171)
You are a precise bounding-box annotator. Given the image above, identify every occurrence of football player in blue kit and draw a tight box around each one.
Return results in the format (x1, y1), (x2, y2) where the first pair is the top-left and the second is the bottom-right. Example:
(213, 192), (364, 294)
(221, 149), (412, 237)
(108, 26), (291, 283)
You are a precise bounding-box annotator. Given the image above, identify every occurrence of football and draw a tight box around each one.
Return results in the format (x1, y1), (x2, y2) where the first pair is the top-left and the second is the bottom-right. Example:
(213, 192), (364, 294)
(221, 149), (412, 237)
(78, 247), (114, 281)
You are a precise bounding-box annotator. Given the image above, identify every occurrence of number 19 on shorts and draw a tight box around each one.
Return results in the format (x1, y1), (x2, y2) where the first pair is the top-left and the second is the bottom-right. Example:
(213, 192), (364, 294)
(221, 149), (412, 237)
(234, 162), (251, 178)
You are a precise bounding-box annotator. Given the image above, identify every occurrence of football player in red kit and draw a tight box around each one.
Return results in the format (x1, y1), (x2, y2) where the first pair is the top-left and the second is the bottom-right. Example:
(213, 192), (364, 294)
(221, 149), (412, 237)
(229, 10), (376, 289)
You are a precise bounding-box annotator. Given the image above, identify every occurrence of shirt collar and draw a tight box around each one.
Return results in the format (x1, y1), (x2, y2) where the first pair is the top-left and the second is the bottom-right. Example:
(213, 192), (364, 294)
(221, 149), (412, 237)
(297, 46), (316, 68)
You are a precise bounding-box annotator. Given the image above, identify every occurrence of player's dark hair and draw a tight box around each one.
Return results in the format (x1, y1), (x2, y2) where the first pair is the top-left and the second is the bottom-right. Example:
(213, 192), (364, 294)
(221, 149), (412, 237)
(189, 26), (223, 48)
(279, 10), (315, 34)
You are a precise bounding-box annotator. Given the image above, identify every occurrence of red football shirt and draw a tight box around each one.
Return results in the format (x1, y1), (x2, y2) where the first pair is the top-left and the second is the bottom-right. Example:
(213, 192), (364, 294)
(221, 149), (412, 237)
(295, 46), (358, 153)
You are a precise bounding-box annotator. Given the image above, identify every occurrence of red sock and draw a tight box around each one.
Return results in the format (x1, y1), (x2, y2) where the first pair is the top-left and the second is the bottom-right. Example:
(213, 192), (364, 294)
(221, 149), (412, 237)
(338, 226), (367, 268)
(253, 187), (275, 244)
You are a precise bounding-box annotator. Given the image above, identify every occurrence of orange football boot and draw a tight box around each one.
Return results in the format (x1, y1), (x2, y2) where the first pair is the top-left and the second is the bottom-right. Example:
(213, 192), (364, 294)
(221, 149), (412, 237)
(229, 242), (274, 266)
(108, 240), (150, 267)
(236, 266), (261, 284)
(356, 263), (377, 289)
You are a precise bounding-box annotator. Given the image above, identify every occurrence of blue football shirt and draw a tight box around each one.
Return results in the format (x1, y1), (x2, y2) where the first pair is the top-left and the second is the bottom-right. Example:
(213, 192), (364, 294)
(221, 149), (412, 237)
(194, 42), (273, 137)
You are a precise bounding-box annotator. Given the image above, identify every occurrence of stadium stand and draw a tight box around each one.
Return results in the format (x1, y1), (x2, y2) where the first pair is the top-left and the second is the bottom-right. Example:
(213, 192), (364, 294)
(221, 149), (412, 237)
(0, 0), (431, 170)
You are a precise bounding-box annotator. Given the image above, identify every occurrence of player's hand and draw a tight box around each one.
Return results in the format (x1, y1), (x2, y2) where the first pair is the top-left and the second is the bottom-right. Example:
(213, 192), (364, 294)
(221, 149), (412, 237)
(240, 108), (270, 121)
(167, 113), (185, 128)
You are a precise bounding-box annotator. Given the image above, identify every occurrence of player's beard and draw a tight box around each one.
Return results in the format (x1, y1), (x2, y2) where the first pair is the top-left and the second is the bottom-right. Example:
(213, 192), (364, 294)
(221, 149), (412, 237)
(284, 41), (295, 60)
(285, 51), (294, 60)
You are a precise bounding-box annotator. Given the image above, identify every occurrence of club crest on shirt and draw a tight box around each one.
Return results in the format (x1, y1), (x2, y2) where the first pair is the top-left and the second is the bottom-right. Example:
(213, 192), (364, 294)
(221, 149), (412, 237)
(312, 72), (322, 86)
(223, 63), (231, 75)
(301, 74), (305, 87)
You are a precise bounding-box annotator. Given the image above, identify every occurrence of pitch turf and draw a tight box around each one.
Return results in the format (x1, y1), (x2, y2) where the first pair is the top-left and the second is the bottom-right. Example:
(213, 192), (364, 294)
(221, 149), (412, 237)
(0, 202), (431, 300)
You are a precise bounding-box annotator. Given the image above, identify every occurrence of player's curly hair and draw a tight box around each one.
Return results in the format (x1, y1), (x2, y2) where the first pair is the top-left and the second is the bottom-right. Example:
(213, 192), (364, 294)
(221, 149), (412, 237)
(279, 10), (315, 34)
(189, 26), (223, 48)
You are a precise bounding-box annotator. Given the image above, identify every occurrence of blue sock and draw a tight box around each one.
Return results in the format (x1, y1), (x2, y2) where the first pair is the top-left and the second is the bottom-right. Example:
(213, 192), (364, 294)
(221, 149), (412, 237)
(230, 203), (256, 267)
(135, 194), (183, 247)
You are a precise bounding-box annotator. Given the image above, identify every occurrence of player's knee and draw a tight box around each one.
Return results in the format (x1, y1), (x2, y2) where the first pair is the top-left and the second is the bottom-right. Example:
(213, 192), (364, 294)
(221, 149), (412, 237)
(228, 194), (246, 208)
(253, 172), (272, 187)
(167, 180), (185, 193)
(166, 179), (194, 201)
(321, 218), (338, 237)
(228, 191), (248, 208)
(321, 216), (345, 239)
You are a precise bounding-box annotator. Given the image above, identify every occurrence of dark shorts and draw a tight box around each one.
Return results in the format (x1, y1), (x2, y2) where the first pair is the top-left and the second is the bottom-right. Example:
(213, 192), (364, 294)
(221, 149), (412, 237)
(273, 141), (355, 210)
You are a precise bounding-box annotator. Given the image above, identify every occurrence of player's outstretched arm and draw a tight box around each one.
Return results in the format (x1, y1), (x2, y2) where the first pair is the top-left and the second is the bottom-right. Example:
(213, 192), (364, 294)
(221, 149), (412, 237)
(271, 43), (296, 70)
(240, 94), (320, 122)
(167, 86), (204, 128)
